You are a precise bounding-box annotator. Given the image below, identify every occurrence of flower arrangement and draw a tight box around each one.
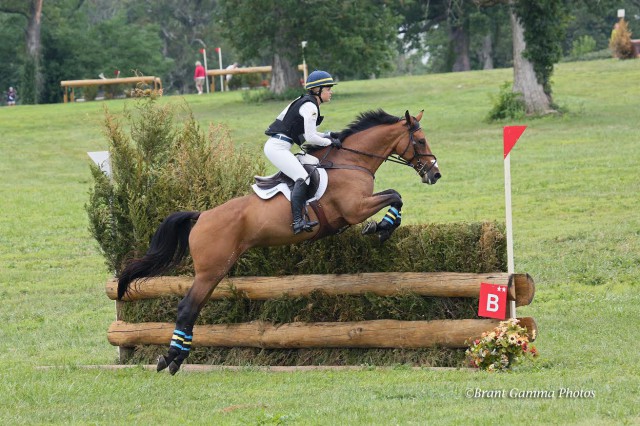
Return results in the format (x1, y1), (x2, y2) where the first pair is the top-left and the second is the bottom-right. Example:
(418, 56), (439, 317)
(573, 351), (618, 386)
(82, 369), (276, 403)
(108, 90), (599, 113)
(466, 318), (538, 371)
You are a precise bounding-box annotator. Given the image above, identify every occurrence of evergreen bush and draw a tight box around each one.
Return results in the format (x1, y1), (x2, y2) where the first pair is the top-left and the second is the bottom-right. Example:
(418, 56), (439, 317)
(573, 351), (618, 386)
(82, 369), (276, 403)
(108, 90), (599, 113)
(609, 19), (636, 60)
(86, 96), (265, 273)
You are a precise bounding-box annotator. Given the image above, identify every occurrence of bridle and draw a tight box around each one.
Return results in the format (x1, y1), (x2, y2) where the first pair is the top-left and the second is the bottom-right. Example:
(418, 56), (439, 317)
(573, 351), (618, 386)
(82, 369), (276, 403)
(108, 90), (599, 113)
(389, 120), (438, 178)
(321, 118), (437, 178)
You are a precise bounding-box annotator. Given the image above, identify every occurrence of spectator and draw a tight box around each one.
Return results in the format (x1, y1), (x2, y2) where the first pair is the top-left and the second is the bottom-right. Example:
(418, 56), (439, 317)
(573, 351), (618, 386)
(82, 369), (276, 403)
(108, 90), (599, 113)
(6, 87), (17, 106)
(194, 61), (206, 95)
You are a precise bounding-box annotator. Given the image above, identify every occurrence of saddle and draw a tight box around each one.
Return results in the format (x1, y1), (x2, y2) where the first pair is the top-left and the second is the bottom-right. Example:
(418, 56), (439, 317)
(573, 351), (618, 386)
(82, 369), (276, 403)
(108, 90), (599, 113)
(251, 155), (328, 203)
(254, 164), (321, 197)
(251, 157), (337, 240)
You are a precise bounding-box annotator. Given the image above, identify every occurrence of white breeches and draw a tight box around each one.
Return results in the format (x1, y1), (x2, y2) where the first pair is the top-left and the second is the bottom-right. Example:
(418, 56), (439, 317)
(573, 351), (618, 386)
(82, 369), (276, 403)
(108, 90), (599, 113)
(264, 138), (309, 182)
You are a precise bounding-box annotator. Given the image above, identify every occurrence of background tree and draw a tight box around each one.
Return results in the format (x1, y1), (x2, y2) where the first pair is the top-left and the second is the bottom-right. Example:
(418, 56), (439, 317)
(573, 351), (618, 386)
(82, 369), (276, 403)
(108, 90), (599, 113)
(40, 9), (172, 103)
(218, 0), (400, 93)
(0, 0), (44, 104)
(0, 13), (25, 98)
(473, 0), (566, 115)
(394, 0), (512, 73)
(126, 0), (223, 94)
(2, 0), (639, 104)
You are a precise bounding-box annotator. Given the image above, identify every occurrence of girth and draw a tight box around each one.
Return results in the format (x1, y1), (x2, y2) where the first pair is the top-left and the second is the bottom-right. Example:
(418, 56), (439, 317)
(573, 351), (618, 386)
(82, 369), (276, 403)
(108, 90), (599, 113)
(308, 200), (343, 242)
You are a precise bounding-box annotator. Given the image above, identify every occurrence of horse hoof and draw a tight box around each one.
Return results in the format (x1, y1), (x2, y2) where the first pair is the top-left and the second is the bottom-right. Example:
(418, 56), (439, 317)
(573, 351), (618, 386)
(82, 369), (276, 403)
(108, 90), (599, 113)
(378, 231), (392, 244)
(168, 361), (181, 375)
(362, 221), (377, 235)
(157, 355), (168, 372)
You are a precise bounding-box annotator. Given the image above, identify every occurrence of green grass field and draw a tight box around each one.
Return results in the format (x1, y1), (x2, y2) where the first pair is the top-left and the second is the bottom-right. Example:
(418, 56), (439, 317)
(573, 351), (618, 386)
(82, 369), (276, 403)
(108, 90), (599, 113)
(1, 59), (639, 424)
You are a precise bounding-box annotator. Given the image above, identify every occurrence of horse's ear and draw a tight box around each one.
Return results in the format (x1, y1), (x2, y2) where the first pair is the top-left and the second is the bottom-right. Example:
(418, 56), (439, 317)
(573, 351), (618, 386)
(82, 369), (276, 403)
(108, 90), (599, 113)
(405, 110), (411, 123)
(416, 110), (424, 122)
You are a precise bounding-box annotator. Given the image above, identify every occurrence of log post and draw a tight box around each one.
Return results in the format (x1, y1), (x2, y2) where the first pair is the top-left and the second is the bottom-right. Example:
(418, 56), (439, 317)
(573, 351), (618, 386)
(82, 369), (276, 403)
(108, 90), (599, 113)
(115, 301), (134, 363)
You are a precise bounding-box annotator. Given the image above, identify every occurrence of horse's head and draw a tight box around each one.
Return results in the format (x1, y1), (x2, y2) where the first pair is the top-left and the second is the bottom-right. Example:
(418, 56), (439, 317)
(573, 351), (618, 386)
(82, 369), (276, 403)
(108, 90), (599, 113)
(393, 110), (441, 185)
(324, 109), (440, 184)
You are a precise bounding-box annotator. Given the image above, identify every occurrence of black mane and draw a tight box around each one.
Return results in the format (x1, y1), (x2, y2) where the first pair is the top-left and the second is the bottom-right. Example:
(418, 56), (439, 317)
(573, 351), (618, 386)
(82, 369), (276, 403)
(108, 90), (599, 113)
(338, 109), (401, 140)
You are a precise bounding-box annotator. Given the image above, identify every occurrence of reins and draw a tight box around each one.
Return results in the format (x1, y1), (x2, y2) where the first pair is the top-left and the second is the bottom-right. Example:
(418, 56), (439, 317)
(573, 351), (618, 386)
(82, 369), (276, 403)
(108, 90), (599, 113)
(315, 118), (437, 179)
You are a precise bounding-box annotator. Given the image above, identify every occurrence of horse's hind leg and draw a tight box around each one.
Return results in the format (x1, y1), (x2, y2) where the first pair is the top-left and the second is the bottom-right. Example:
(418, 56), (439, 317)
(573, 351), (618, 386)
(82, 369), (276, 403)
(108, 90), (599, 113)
(157, 205), (248, 374)
(156, 271), (226, 375)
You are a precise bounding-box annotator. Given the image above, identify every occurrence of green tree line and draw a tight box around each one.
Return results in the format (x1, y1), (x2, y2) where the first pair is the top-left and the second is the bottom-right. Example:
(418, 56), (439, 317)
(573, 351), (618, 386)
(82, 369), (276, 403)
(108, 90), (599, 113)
(1, 0), (638, 105)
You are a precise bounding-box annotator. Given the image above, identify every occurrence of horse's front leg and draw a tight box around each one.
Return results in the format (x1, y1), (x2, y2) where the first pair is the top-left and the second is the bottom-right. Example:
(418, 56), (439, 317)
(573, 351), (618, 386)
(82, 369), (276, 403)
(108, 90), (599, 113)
(361, 189), (404, 243)
(342, 189), (403, 243)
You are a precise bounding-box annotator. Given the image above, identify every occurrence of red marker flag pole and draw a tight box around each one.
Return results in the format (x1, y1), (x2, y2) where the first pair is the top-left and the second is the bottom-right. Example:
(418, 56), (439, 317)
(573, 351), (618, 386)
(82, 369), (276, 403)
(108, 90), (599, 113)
(503, 125), (527, 318)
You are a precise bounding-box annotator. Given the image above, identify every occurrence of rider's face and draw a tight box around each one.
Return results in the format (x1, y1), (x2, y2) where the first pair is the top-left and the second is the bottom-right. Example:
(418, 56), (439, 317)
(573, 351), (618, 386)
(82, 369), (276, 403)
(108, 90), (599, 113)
(320, 86), (333, 103)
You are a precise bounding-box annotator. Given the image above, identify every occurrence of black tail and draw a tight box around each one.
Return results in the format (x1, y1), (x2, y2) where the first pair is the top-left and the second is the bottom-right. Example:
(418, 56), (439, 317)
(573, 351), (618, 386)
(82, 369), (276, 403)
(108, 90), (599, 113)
(117, 211), (200, 300)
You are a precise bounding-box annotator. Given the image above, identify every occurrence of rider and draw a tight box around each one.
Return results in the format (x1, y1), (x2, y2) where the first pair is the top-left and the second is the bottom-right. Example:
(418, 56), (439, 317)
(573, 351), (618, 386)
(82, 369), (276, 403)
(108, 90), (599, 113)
(264, 70), (342, 234)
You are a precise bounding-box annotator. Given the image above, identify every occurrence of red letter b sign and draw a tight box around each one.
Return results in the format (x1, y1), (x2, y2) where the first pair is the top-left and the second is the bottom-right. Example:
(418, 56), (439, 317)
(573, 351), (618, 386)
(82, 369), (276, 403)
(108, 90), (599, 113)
(478, 283), (507, 319)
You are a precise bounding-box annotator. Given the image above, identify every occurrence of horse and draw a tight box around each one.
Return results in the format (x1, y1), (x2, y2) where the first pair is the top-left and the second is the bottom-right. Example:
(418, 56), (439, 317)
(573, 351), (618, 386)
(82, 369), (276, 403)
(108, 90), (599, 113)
(117, 109), (441, 374)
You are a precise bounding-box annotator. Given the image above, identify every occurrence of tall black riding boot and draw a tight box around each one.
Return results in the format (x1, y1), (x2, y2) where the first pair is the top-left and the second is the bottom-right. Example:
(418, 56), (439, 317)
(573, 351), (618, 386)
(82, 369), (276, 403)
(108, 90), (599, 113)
(291, 178), (318, 234)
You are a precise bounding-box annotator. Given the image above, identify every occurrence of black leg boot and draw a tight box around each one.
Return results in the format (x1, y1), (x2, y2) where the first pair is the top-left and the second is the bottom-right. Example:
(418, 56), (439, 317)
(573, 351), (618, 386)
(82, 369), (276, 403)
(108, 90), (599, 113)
(291, 178), (319, 234)
(362, 206), (401, 243)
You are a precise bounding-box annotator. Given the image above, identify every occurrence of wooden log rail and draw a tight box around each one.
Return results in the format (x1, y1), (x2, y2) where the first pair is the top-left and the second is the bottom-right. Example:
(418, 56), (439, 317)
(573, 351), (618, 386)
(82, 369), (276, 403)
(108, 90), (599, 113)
(107, 272), (537, 360)
(108, 317), (538, 349)
(60, 76), (162, 103)
(106, 272), (535, 307)
(206, 64), (307, 78)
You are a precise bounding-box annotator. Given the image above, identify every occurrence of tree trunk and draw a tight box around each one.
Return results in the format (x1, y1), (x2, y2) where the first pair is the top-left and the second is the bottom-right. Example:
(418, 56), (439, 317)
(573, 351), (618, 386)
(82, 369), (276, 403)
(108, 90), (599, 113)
(24, 0), (43, 104)
(450, 25), (471, 72)
(510, 9), (555, 115)
(0, 0), (44, 103)
(480, 34), (494, 69)
(270, 53), (300, 94)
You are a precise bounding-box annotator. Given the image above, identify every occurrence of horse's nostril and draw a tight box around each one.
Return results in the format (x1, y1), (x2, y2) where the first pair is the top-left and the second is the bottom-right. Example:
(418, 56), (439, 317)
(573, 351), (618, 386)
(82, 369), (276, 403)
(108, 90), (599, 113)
(434, 172), (442, 180)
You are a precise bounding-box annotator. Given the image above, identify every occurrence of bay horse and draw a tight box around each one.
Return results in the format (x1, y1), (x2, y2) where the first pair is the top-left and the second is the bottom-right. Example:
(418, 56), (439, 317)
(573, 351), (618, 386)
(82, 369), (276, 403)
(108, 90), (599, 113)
(117, 109), (441, 374)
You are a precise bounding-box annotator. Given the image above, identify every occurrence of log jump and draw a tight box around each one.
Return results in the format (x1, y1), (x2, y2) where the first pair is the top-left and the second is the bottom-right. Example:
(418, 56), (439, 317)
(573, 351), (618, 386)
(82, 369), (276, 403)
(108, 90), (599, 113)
(106, 272), (536, 359)
(60, 76), (162, 103)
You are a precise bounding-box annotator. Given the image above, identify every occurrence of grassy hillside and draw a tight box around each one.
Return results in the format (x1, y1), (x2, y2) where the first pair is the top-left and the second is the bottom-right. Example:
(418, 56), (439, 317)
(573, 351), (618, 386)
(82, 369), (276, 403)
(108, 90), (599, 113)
(0, 59), (638, 424)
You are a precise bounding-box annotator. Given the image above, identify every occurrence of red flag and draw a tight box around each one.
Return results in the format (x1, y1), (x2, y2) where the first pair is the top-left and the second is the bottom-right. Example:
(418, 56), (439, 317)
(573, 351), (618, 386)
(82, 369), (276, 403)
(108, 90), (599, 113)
(215, 47), (221, 53)
(503, 126), (526, 158)
(199, 48), (205, 54)
(478, 283), (508, 319)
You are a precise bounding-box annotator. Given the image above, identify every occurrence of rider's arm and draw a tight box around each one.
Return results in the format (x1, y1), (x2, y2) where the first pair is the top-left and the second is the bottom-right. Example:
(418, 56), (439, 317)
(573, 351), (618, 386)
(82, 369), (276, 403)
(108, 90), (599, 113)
(299, 102), (332, 147)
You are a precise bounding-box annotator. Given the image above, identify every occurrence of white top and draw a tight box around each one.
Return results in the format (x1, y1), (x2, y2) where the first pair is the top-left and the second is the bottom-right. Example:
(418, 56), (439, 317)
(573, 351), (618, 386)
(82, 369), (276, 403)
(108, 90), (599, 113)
(275, 100), (333, 147)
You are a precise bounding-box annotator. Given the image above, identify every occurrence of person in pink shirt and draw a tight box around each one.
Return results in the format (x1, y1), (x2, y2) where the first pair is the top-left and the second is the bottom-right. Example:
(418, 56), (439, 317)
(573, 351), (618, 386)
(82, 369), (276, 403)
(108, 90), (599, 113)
(194, 61), (206, 94)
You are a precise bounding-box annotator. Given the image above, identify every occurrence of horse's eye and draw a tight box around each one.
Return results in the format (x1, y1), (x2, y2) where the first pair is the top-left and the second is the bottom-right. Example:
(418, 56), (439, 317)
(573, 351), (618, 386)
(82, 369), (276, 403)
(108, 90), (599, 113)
(417, 138), (426, 145)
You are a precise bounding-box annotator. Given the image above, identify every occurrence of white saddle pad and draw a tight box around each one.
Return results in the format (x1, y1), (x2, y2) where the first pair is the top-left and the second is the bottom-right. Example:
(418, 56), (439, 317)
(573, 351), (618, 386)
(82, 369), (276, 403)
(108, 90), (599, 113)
(251, 154), (328, 202)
